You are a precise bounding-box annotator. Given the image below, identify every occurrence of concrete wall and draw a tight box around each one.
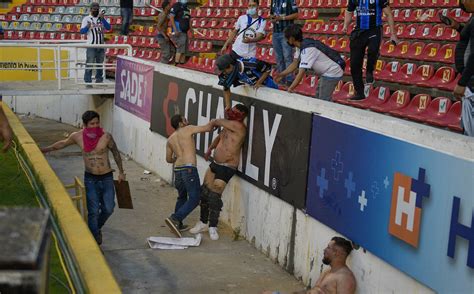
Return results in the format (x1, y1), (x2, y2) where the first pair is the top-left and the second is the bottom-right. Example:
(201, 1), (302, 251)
(5, 58), (473, 293)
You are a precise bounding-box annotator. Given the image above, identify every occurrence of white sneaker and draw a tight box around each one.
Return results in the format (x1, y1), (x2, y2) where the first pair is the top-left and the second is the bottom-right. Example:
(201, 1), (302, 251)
(189, 221), (208, 234)
(209, 227), (219, 241)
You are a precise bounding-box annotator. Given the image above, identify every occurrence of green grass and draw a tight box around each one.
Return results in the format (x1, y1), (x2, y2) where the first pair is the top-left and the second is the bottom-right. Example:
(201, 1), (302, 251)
(0, 144), (71, 293)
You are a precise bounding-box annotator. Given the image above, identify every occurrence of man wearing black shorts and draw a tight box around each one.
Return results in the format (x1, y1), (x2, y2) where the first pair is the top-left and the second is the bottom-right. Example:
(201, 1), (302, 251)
(189, 104), (249, 240)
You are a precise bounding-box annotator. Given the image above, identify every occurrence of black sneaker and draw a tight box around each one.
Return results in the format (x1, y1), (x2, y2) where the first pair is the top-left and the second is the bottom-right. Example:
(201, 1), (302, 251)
(366, 72), (374, 84)
(96, 230), (103, 245)
(179, 222), (190, 232)
(165, 217), (182, 238)
(349, 95), (366, 101)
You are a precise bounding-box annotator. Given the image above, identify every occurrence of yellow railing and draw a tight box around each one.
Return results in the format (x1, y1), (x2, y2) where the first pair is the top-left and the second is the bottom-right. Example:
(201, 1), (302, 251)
(65, 177), (88, 223)
(2, 102), (121, 293)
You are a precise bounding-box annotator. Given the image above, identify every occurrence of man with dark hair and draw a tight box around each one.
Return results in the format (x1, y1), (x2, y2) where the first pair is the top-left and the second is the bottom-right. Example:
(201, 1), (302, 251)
(446, 0), (474, 136)
(190, 103), (249, 241)
(120, 0), (133, 35)
(156, 1), (176, 64)
(80, 2), (111, 87)
(221, 0), (266, 59)
(164, 114), (214, 237)
(40, 110), (125, 245)
(344, 0), (397, 100)
(169, 0), (191, 64)
(216, 54), (277, 108)
(276, 24), (344, 101)
(270, 0), (299, 85)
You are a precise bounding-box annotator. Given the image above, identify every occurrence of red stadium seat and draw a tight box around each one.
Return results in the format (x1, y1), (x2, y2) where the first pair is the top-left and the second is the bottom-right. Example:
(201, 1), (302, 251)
(295, 74), (318, 96)
(427, 101), (462, 132)
(419, 42), (440, 61)
(334, 37), (349, 53)
(392, 41), (412, 59)
(299, 9), (319, 20)
(328, 22), (343, 35)
(370, 90), (410, 113)
(404, 41), (425, 60)
(390, 94), (432, 118)
(391, 62), (417, 84)
(419, 66), (455, 89)
(348, 86), (390, 109)
(380, 40), (397, 57)
(411, 65), (435, 86)
(376, 61), (400, 82)
(449, 8), (471, 23)
(407, 97), (452, 122)
(327, 37), (338, 49)
(438, 44), (455, 64)
(332, 81), (355, 104)
(439, 73), (461, 91)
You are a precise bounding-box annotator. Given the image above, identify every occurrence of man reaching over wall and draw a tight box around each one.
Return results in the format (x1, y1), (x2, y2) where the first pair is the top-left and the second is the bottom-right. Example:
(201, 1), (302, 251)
(189, 104), (249, 240)
(41, 111), (126, 245)
(164, 114), (214, 238)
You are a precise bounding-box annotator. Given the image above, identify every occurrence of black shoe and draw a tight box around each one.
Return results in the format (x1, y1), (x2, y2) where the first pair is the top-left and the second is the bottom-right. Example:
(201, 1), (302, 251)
(366, 72), (374, 84)
(165, 217), (182, 238)
(349, 95), (366, 101)
(96, 230), (103, 245)
(179, 222), (190, 232)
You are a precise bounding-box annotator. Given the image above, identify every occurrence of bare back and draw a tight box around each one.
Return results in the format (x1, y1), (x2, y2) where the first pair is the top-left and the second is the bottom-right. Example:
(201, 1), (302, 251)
(213, 121), (246, 167)
(310, 267), (356, 294)
(73, 131), (114, 175)
(167, 126), (198, 166)
(157, 11), (169, 33)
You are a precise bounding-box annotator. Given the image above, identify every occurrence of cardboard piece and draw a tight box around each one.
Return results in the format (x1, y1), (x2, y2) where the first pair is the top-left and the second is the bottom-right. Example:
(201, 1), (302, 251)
(113, 180), (133, 209)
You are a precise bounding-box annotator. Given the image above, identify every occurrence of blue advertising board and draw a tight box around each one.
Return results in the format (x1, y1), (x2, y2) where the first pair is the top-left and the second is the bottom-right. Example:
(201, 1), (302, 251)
(306, 115), (473, 293)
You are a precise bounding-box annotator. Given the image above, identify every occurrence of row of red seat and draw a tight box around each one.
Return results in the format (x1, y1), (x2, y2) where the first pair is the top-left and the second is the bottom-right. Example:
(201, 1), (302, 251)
(107, 35), (161, 49)
(389, 0), (458, 8)
(332, 82), (461, 131)
(3, 30), (86, 40)
(181, 56), (216, 74)
(380, 40), (454, 63)
(302, 21), (459, 42)
(106, 48), (162, 61)
(24, 0), (79, 6)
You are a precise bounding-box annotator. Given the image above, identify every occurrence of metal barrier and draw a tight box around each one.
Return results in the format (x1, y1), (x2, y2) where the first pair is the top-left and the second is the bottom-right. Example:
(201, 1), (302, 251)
(0, 40), (132, 90)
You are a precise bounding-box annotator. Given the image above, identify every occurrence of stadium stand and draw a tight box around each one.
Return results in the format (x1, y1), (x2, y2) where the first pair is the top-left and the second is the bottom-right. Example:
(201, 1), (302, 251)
(0, 0), (471, 133)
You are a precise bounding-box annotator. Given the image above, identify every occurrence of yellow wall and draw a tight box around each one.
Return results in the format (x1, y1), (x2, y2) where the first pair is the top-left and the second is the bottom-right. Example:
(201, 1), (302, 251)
(0, 47), (69, 81)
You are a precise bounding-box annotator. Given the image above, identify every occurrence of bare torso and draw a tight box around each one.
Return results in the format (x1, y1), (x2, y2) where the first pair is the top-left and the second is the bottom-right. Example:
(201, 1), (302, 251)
(72, 131), (113, 175)
(309, 267), (356, 294)
(168, 126), (197, 166)
(213, 122), (246, 168)
(157, 12), (169, 35)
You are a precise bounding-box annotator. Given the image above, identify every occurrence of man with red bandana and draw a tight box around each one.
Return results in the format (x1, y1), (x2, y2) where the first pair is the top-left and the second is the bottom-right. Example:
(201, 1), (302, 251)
(190, 104), (249, 241)
(41, 110), (125, 245)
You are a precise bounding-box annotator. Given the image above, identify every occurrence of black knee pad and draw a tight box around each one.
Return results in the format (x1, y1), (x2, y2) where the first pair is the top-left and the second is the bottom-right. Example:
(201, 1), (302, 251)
(208, 191), (223, 211)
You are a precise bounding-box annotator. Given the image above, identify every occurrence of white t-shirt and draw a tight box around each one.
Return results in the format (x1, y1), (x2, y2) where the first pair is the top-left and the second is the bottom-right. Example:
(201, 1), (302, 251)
(232, 14), (266, 59)
(81, 15), (105, 44)
(295, 47), (343, 78)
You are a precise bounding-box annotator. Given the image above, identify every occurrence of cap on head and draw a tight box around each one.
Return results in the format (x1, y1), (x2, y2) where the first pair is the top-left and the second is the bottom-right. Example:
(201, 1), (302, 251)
(216, 54), (235, 71)
(90, 2), (99, 8)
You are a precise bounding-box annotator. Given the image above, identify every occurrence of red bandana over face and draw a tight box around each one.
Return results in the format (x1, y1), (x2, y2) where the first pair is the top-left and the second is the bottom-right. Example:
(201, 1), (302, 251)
(225, 108), (245, 121)
(83, 127), (104, 152)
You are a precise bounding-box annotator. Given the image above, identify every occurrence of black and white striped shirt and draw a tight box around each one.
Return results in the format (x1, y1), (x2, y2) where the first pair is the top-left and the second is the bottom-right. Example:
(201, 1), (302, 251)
(81, 16), (105, 44)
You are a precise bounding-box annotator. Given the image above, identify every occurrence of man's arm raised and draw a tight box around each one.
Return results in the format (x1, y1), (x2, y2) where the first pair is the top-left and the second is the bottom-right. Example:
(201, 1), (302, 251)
(107, 135), (126, 183)
(41, 132), (77, 153)
(184, 121), (214, 135)
(212, 118), (244, 133)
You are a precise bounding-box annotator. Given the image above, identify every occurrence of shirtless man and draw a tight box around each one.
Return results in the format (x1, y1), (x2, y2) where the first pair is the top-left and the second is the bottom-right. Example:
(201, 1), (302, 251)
(156, 0), (176, 64)
(263, 237), (356, 294)
(164, 114), (214, 237)
(307, 237), (356, 294)
(189, 103), (249, 240)
(41, 110), (125, 245)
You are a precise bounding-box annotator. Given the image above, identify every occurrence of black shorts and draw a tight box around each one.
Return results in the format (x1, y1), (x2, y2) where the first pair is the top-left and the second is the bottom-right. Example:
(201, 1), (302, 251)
(210, 161), (237, 183)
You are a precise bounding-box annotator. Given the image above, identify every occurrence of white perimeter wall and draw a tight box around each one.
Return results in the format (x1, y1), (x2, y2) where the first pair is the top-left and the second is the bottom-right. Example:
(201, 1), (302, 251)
(4, 57), (473, 293)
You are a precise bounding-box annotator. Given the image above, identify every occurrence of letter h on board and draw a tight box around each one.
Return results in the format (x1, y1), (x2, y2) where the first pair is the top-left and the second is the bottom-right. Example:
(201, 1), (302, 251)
(447, 196), (474, 268)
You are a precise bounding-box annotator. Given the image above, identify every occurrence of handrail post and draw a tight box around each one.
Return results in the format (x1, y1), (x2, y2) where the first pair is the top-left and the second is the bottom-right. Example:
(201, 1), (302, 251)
(37, 47), (42, 81)
(57, 45), (62, 90)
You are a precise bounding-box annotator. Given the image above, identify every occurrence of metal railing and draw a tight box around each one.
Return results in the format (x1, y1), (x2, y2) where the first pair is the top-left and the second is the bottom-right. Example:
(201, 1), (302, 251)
(0, 40), (132, 90)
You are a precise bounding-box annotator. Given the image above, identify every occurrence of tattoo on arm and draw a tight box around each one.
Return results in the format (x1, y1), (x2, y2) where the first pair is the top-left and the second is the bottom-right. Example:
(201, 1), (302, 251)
(108, 136), (124, 173)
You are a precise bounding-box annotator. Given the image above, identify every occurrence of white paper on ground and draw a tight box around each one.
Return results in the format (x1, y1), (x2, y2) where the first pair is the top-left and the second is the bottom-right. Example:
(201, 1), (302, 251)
(147, 233), (202, 249)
